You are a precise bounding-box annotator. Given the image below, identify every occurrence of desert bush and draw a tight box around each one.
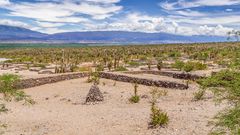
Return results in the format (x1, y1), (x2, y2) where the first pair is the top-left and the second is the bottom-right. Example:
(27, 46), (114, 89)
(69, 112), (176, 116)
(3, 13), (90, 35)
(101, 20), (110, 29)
(172, 60), (184, 71)
(194, 62), (207, 70)
(96, 64), (104, 72)
(129, 83), (140, 103)
(149, 87), (169, 128)
(87, 71), (100, 85)
(157, 60), (163, 71)
(183, 62), (194, 72)
(107, 61), (113, 71)
(149, 106), (169, 128)
(197, 70), (240, 134)
(114, 66), (128, 71)
(183, 61), (207, 72)
(0, 74), (34, 104)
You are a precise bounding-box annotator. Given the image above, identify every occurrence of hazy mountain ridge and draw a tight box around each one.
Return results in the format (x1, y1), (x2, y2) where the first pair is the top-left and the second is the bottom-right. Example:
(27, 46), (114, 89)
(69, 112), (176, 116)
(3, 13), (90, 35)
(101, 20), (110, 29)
(0, 25), (227, 43)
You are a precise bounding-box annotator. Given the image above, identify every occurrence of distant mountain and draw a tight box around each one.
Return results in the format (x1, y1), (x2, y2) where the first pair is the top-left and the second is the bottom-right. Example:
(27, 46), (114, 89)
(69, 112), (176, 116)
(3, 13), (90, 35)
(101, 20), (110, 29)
(48, 31), (227, 43)
(0, 25), (228, 43)
(0, 25), (47, 40)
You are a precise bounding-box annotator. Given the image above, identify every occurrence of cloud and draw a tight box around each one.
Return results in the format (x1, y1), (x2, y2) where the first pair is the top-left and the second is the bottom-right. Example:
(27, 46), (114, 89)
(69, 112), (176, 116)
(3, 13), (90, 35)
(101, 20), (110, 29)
(160, 0), (240, 10)
(1, 0), (122, 23)
(36, 21), (65, 28)
(0, 0), (10, 6)
(81, 12), (234, 36)
(0, 19), (30, 28)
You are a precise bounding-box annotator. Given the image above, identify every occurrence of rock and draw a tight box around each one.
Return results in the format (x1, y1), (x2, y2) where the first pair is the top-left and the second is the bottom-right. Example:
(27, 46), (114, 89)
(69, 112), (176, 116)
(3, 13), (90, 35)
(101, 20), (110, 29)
(86, 85), (104, 103)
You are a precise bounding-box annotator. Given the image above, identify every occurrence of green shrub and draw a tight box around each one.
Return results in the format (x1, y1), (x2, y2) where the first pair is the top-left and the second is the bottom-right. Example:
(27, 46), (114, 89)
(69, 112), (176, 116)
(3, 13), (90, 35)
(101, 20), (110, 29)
(0, 74), (20, 101)
(0, 74), (34, 104)
(183, 62), (194, 72)
(197, 70), (240, 134)
(129, 83), (140, 103)
(149, 106), (169, 128)
(129, 95), (140, 103)
(96, 64), (104, 72)
(183, 61), (207, 72)
(149, 87), (169, 128)
(87, 71), (100, 85)
(194, 62), (207, 70)
(172, 60), (184, 71)
(115, 66), (128, 71)
(210, 105), (240, 135)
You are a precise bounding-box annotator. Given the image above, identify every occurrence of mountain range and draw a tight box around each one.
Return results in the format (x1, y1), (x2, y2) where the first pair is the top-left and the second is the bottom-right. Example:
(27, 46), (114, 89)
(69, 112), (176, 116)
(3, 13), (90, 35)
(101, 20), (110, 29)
(0, 25), (228, 43)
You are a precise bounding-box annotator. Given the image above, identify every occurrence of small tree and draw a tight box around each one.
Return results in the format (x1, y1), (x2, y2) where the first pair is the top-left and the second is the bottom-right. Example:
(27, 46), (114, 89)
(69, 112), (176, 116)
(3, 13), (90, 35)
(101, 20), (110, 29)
(107, 61), (113, 71)
(157, 60), (163, 71)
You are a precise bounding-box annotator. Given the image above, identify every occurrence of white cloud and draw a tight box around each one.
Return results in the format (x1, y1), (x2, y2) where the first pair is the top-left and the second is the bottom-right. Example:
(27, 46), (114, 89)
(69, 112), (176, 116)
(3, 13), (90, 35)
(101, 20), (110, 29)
(160, 0), (240, 10)
(81, 12), (234, 36)
(0, 19), (30, 28)
(0, 0), (10, 6)
(36, 21), (65, 28)
(1, 0), (122, 23)
(197, 25), (233, 36)
(226, 8), (233, 12)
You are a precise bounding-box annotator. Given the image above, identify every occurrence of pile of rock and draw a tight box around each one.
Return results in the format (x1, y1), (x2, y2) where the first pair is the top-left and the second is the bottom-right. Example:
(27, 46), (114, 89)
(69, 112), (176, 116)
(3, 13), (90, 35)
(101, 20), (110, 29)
(85, 85), (104, 103)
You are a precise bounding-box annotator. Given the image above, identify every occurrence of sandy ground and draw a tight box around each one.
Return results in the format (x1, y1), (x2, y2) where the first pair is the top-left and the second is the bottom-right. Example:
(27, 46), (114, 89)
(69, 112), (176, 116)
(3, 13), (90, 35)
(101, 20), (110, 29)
(0, 77), (226, 135)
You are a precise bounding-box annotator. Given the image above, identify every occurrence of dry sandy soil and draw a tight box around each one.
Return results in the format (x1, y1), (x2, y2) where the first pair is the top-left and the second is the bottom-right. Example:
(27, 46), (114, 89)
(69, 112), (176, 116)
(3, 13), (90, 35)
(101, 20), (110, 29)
(0, 77), (226, 135)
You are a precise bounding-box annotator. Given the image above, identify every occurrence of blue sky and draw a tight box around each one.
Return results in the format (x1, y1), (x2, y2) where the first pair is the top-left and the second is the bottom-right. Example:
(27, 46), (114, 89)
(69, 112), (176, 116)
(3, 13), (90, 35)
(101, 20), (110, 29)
(0, 0), (239, 36)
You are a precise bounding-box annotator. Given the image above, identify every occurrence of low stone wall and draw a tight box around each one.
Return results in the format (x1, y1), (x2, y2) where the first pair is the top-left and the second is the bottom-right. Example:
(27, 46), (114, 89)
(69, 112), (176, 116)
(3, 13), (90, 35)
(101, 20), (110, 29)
(17, 72), (188, 90)
(100, 72), (188, 90)
(18, 72), (89, 89)
(125, 70), (204, 81)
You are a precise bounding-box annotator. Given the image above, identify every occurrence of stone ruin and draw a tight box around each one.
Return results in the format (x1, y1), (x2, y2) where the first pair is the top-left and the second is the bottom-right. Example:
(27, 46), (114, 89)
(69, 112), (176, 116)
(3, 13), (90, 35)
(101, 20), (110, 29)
(85, 85), (104, 103)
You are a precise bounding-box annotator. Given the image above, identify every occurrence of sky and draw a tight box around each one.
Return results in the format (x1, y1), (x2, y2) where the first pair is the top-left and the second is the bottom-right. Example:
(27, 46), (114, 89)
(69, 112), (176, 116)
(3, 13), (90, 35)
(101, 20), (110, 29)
(0, 0), (239, 36)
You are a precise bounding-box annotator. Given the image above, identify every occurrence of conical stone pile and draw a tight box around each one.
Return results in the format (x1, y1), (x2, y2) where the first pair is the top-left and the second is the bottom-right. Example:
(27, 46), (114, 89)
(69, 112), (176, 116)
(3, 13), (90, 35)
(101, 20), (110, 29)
(85, 85), (104, 103)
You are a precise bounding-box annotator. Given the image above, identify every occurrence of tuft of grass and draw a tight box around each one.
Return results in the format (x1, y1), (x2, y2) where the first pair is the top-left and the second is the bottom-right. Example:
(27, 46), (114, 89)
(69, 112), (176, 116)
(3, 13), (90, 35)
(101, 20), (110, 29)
(129, 95), (140, 103)
(193, 89), (205, 101)
(209, 105), (240, 135)
(0, 104), (8, 113)
(149, 106), (169, 128)
(129, 83), (140, 103)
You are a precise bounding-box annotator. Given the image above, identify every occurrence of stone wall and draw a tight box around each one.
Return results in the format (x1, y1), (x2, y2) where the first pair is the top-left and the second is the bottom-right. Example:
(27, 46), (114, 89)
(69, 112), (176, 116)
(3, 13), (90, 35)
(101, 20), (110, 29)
(100, 72), (188, 90)
(18, 73), (89, 89)
(17, 72), (188, 90)
(125, 70), (204, 81)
